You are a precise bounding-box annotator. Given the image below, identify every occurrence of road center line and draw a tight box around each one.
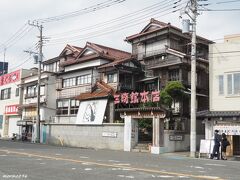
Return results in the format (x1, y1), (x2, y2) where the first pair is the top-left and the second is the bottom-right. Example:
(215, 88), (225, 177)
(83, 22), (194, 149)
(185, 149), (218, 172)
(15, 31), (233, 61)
(0, 149), (223, 180)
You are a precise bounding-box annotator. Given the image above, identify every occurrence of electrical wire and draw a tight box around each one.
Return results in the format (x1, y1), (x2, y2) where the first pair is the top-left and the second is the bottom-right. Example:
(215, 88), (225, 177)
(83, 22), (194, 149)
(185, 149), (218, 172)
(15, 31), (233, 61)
(46, 1), (187, 45)
(46, 0), (175, 37)
(36, 0), (127, 23)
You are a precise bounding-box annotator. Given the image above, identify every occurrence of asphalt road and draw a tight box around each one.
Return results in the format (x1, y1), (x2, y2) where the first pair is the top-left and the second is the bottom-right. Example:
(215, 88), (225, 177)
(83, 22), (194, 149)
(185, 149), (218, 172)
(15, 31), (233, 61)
(0, 140), (239, 180)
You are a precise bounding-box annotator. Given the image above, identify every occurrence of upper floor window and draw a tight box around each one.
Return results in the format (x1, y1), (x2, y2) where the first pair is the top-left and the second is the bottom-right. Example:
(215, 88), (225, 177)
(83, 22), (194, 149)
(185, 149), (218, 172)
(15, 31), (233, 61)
(26, 85), (37, 97)
(107, 73), (116, 83)
(15, 88), (20, 97)
(218, 75), (224, 95)
(169, 69), (179, 81)
(1, 88), (11, 100)
(63, 77), (76, 88)
(76, 74), (91, 85)
(227, 72), (240, 95)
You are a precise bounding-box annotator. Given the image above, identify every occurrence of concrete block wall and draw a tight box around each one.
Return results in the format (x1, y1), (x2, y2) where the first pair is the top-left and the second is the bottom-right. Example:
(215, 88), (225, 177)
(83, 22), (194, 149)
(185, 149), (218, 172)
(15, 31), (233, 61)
(46, 123), (124, 150)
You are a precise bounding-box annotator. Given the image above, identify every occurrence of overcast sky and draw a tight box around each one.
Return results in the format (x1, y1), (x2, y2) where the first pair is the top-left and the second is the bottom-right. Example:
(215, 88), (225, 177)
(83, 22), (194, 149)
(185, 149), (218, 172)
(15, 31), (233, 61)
(0, 0), (239, 71)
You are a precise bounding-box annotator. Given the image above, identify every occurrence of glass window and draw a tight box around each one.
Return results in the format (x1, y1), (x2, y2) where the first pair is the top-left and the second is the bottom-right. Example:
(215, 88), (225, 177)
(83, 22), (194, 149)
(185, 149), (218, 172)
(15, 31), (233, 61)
(76, 74), (91, 85)
(15, 88), (20, 97)
(234, 73), (240, 94)
(70, 99), (80, 115)
(57, 99), (69, 115)
(63, 77), (76, 88)
(227, 74), (232, 95)
(218, 75), (224, 95)
(107, 74), (114, 83)
(169, 69), (179, 81)
(227, 73), (240, 95)
(26, 85), (37, 97)
(1, 88), (11, 100)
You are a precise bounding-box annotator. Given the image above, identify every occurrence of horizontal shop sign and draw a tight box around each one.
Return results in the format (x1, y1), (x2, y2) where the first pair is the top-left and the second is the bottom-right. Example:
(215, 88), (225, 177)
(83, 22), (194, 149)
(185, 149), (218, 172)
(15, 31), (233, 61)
(5, 105), (19, 115)
(169, 135), (184, 141)
(102, 132), (118, 138)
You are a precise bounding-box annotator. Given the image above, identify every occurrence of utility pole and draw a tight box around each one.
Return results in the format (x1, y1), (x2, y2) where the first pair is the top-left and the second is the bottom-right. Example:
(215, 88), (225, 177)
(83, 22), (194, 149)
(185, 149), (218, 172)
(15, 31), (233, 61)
(28, 21), (43, 143)
(190, 0), (197, 158)
(181, 0), (197, 157)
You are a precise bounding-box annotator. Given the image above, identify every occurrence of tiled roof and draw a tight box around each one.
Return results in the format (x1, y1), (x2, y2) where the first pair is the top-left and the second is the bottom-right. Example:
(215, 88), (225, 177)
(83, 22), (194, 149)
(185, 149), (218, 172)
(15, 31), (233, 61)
(197, 110), (240, 118)
(125, 18), (213, 44)
(61, 42), (131, 67)
(98, 56), (134, 69)
(76, 81), (115, 101)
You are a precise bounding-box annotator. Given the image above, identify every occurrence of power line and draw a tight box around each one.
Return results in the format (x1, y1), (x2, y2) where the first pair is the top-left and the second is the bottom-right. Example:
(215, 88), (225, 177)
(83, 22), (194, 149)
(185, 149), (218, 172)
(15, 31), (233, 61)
(46, 0), (175, 37)
(35, 0), (127, 23)
(216, 0), (240, 4)
(46, 1), (187, 45)
(200, 8), (240, 11)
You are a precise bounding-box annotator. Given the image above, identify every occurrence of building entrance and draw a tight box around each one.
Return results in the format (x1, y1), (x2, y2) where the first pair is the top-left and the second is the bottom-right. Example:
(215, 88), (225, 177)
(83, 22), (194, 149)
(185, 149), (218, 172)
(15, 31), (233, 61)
(233, 135), (240, 155)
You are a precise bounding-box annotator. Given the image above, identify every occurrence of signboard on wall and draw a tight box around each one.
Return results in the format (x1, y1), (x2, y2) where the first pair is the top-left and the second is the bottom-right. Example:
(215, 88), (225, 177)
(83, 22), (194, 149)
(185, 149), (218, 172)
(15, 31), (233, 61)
(76, 99), (108, 125)
(0, 69), (20, 86)
(214, 125), (240, 135)
(5, 105), (19, 115)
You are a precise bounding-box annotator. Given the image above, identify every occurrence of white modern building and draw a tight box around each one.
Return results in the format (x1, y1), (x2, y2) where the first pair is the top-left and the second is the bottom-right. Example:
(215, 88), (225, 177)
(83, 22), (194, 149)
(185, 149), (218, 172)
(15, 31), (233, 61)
(198, 34), (240, 156)
(0, 69), (34, 138)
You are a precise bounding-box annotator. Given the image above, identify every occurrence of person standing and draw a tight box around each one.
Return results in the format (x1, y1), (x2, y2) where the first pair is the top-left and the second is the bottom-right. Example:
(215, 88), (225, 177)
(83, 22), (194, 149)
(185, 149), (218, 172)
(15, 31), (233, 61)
(210, 130), (221, 160)
(221, 133), (230, 160)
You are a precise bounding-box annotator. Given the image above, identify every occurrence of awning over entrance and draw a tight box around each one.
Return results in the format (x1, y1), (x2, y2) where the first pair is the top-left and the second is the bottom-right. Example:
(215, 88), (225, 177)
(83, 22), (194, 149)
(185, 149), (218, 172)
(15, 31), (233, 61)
(197, 110), (240, 118)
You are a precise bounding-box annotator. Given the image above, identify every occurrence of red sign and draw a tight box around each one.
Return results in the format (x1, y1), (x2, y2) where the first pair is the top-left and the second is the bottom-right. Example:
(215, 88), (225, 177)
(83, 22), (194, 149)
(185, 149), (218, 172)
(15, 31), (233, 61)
(114, 91), (160, 105)
(5, 105), (19, 115)
(0, 70), (20, 86)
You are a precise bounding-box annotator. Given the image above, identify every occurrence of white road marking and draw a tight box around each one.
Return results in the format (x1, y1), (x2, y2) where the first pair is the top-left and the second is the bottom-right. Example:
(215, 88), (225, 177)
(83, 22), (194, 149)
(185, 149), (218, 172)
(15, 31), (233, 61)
(0, 154), (7, 156)
(117, 175), (134, 179)
(79, 156), (89, 159)
(200, 176), (220, 179)
(39, 162), (46, 165)
(157, 175), (174, 178)
(114, 163), (131, 166)
(55, 153), (62, 156)
(108, 160), (120, 163)
(190, 166), (204, 169)
(82, 162), (91, 165)
(205, 164), (226, 167)
(36, 158), (42, 161)
(84, 168), (92, 171)
(178, 176), (190, 178)
(71, 168), (76, 170)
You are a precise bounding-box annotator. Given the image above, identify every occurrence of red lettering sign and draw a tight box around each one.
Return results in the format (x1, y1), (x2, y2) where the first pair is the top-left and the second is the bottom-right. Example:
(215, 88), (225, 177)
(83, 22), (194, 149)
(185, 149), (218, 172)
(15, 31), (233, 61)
(140, 91), (149, 103)
(152, 91), (160, 102)
(5, 105), (19, 115)
(114, 90), (160, 105)
(130, 92), (139, 104)
(114, 94), (120, 104)
(121, 93), (129, 104)
(0, 70), (20, 86)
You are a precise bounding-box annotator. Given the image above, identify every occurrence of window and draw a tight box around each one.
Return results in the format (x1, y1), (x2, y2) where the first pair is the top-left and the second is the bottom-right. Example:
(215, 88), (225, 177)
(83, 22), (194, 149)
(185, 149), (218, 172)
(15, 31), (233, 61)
(218, 75), (224, 95)
(70, 99), (80, 115)
(76, 74), (91, 85)
(227, 73), (240, 95)
(63, 77), (76, 88)
(107, 74), (115, 83)
(57, 99), (69, 115)
(15, 88), (20, 97)
(1, 88), (11, 100)
(169, 69), (179, 81)
(26, 85), (37, 97)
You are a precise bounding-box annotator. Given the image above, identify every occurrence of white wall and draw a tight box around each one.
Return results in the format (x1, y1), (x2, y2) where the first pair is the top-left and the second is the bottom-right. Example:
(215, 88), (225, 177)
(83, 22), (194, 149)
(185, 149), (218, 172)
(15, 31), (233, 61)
(46, 123), (124, 150)
(209, 41), (240, 111)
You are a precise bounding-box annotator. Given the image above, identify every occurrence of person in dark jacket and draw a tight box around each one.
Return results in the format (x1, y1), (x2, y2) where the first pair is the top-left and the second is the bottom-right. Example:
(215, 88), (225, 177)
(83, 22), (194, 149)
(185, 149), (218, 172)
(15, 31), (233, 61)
(210, 130), (221, 159)
(221, 133), (230, 160)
